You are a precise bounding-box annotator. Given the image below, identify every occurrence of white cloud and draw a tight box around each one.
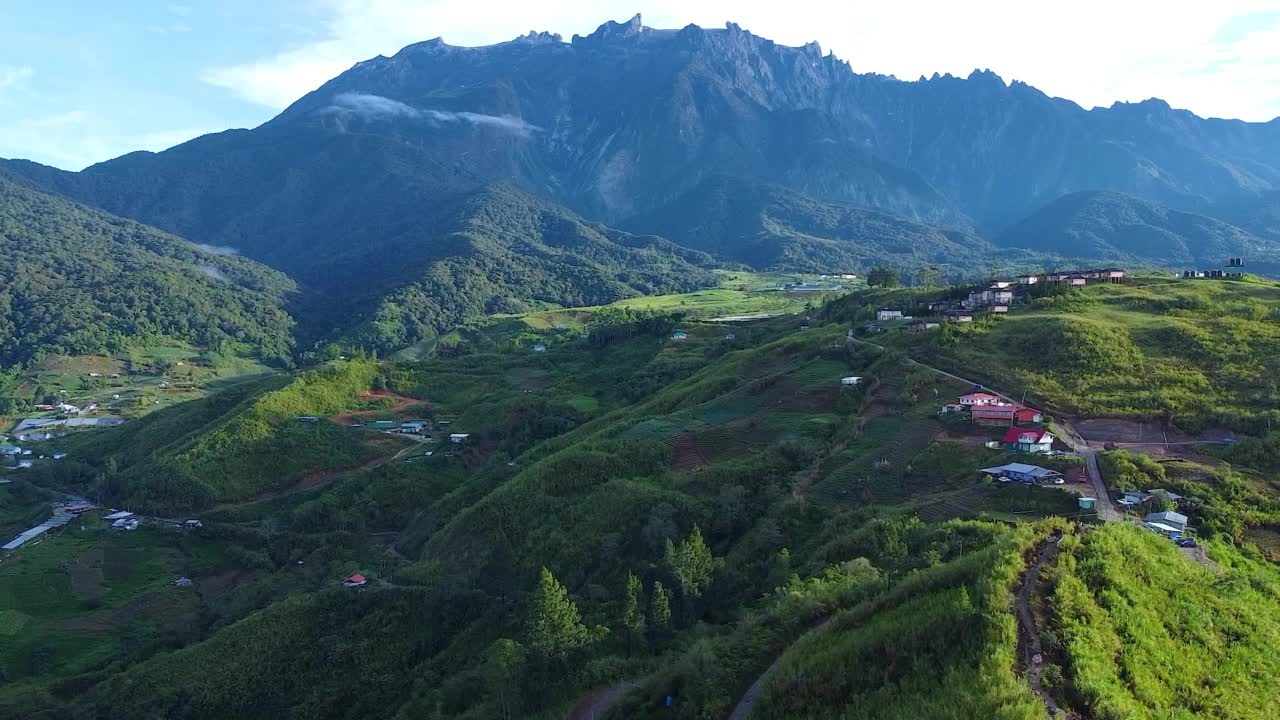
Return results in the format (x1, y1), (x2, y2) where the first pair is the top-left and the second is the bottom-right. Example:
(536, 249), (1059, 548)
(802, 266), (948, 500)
(204, 0), (1280, 122)
(0, 65), (33, 91)
(322, 92), (542, 134)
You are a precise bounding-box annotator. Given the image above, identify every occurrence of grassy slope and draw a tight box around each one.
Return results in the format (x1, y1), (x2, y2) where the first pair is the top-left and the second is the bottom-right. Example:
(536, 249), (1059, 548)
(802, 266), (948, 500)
(1052, 524), (1280, 719)
(829, 278), (1280, 433)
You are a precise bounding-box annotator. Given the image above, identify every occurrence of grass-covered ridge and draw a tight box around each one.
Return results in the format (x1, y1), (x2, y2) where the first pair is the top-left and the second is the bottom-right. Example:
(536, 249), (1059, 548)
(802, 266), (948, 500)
(1051, 524), (1280, 718)
(829, 277), (1280, 432)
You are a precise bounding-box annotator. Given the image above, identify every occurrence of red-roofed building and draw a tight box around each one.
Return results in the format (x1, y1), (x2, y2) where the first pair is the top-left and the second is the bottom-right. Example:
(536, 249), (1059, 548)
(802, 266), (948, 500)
(959, 392), (999, 406)
(1004, 427), (1055, 453)
(342, 573), (368, 588)
(972, 403), (1019, 426)
(1014, 407), (1043, 424)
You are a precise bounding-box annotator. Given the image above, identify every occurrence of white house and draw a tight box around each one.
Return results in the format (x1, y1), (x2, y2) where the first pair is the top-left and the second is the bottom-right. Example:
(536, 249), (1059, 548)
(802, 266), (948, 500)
(1145, 511), (1188, 534)
(876, 309), (904, 321)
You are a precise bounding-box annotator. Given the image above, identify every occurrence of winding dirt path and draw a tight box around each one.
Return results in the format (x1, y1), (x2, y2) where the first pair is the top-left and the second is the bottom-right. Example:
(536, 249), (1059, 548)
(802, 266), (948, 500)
(728, 616), (836, 720)
(1014, 534), (1064, 717)
(567, 680), (642, 720)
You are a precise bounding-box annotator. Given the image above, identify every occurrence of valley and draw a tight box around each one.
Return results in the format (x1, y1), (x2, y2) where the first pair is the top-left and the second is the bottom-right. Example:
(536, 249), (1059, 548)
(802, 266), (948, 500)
(3, 274), (1279, 719)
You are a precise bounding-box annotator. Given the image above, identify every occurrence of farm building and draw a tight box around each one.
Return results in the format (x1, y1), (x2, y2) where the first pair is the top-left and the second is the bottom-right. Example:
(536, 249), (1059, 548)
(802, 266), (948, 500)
(972, 404), (1019, 426)
(1145, 511), (1188, 534)
(1078, 497), (1096, 511)
(940, 403), (966, 414)
(0, 444), (21, 456)
(991, 305), (1009, 314)
(175, 577), (194, 588)
(533, 343), (547, 353)
(342, 573), (369, 588)
(672, 331), (688, 340)
(1014, 407), (1043, 424)
(945, 311), (974, 323)
(1005, 427), (1054, 453)
(297, 416), (320, 423)
(876, 309), (904, 321)
(368, 420), (396, 429)
(111, 518), (139, 531)
(840, 377), (863, 386)
(723, 333), (736, 340)
(980, 463), (1063, 484)
(910, 321), (941, 332)
(863, 323), (883, 333)
(399, 421), (428, 434)
(51, 452), (67, 460)
(449, 433), (471, 444)
(102, 511), (134, 522)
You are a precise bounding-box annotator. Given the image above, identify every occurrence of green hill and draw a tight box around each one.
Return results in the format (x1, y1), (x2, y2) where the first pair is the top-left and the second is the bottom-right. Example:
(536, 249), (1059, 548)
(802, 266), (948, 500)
(998, 191), (1280, 273)
(329, 184), (719, 352)
(826, 277), (1280, 433)
(6, 289), (1280, 720)
(0, 175), (295, 369)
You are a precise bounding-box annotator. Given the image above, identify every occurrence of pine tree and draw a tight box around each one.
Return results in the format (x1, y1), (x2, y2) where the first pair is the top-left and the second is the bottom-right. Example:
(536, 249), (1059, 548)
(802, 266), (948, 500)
(526, 568), (604, 661)
(650, 580), (672, 632)
(622, 572), (646, 654)
(665, 525), (716, 599)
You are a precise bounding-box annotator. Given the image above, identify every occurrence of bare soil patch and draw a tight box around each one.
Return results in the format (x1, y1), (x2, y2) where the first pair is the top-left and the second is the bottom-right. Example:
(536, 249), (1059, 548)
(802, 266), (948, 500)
(669, 433), (709, 473)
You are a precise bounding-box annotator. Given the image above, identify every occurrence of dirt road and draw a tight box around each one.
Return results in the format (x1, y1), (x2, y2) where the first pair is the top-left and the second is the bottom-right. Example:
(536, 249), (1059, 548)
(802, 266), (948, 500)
(567, 680), (641, 720)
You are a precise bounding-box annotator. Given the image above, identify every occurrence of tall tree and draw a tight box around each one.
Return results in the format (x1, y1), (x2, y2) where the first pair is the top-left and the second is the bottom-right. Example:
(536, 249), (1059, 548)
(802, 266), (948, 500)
(867, 266), (901, 288)
(622, 572), (646, 654)
(915, 265), (944, 287)
(665, 526), (716, 600)
(526, 568), (605, 661)
(650, 580), (672, 634)
(482, 639), (526, 720)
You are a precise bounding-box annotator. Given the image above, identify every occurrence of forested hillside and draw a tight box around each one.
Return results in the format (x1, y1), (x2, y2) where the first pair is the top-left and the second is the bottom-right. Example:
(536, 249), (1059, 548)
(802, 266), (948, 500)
(331, 185), (719, 352)
(631, 175), (1002, 273)
(0, 176), (295, 369)
(998, 191), (1280, 273)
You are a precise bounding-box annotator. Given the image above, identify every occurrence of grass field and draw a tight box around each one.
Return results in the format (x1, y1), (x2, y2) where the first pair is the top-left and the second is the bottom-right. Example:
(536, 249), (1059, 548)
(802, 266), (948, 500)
(4, 341), (278, 432)
(0, 520), (206, 682)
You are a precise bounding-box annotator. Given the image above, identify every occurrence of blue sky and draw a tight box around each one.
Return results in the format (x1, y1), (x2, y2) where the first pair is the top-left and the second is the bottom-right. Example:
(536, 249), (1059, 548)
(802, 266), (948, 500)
(3, 0), (1279, 171)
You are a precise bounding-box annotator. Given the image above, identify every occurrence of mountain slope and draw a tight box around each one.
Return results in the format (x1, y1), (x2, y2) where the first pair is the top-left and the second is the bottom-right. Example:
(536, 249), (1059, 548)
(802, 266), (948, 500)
(0, 175), (295, 368)
(311, 184), (719, 351)
(997, 191), (1280, 271)
(3, 16), (1277, 290)
(632, 175), (993, 271)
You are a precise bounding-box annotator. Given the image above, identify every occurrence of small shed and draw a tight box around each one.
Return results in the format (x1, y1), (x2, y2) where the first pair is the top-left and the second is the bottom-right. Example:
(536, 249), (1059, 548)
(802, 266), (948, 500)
(1078, 497), (1096, 511)
(175, 576), (194, 588)
(840, 377), (863, 386)
(532, 343), (547, 353)
(297, 416), (320, 423)
(723, 333), (736, 341)
(672, 331), (688, 340)
(368, 420), (396, 429)
(449, 433), (471, 444)
(342, 573), (369, 588)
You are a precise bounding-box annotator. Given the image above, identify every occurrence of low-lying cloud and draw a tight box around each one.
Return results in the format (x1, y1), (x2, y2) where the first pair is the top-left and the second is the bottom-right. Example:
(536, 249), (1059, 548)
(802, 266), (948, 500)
(197, 264), (230, 282)
(197, 243), (240, 255)
(323, 92), (541, 135)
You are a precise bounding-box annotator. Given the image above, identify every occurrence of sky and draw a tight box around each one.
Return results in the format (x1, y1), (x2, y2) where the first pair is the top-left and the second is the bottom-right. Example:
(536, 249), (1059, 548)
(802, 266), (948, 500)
(3, 0), (1280, 171)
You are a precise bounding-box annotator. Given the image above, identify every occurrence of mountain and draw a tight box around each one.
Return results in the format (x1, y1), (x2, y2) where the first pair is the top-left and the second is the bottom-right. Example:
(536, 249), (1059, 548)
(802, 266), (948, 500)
(1218, 191), (1280, 241)
(631, 175), (994, 271)
(3, 17), (1277, 265)
(0, 175), (295, 369)
(996, 191), (1280, 271)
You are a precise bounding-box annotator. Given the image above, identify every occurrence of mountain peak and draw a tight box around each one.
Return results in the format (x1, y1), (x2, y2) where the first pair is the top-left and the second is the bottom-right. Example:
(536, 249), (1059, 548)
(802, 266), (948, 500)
(574, 13), (645, 44)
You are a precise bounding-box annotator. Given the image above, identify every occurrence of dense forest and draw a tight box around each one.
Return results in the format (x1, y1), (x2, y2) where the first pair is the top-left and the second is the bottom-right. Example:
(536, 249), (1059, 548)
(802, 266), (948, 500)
(0, 176), (296, 369)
